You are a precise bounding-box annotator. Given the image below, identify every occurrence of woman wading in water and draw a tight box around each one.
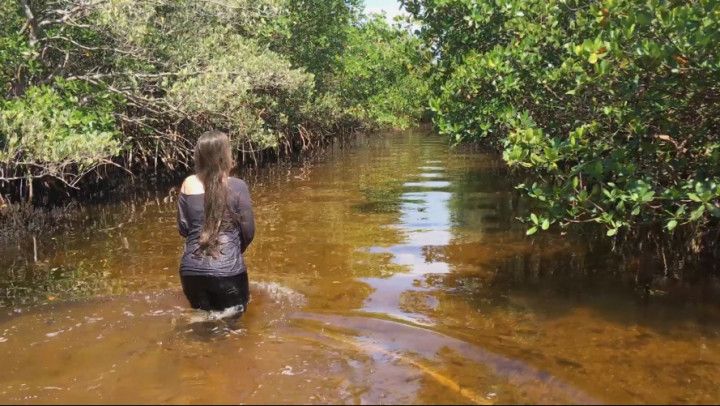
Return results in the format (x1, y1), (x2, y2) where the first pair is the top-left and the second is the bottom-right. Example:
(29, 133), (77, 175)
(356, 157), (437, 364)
(177, 131), (255, 314)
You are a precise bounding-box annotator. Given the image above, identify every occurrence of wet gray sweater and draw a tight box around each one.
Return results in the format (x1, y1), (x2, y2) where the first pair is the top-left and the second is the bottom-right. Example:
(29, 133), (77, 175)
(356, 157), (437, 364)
(177, 177), (255, 277)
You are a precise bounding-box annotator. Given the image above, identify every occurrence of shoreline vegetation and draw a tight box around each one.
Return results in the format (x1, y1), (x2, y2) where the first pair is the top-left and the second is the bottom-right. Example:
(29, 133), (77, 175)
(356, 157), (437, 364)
(1, 0), (430, 206)
(404, 0), (720, 280)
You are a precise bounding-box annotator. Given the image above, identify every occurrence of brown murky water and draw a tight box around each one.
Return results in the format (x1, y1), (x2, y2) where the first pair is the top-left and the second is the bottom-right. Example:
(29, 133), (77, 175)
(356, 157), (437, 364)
(1, 130), (720, 404)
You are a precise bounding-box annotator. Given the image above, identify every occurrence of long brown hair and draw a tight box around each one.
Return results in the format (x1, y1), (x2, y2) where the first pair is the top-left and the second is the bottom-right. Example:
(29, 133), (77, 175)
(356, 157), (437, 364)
(194, 130), (234, 256)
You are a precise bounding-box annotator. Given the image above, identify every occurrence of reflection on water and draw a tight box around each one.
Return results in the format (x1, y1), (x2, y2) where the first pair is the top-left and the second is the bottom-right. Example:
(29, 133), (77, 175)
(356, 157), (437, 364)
(361, 157), (454, 325)
(1, 130), (720, 404)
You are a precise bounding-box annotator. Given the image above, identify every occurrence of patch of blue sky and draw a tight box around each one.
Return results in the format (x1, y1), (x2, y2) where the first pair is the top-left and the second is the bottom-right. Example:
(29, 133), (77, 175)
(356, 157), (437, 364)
(363, 0), (409, 23)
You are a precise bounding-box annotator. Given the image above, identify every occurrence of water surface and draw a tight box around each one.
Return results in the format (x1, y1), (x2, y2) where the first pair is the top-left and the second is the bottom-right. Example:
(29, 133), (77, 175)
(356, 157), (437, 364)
(1, 130), (719, 404)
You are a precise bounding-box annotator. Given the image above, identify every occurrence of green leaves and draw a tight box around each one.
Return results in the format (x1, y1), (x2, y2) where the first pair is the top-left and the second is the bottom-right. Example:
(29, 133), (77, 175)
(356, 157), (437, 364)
(526, 211), (551, 235)
(541, 218), (550, 230)
(0, 83), (120, 179)
(409, 0), (720, 239)
(690, 205), (706, 221)
(688, 193), (702, 202)
(330, 12), (430, 129)
(1, 0), (428, 194)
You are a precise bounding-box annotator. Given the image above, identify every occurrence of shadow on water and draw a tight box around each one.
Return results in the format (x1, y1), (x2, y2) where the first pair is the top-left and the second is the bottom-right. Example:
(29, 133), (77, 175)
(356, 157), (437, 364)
(435, 146), (720, 328)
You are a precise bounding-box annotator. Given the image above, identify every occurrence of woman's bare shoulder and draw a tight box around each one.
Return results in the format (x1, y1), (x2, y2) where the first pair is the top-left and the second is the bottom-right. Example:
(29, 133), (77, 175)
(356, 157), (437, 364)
(181, 175), (205, 195)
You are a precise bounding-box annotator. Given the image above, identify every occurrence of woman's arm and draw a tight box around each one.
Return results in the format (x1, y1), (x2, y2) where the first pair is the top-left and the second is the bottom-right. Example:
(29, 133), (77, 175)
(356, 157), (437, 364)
(177, 176), (201, 238)
(235, 180), (255, 253)
(177, 194), (189, 238)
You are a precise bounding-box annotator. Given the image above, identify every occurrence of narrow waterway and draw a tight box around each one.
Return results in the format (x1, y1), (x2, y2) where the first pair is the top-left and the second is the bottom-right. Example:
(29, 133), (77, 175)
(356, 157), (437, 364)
(1, 130), (719, 404)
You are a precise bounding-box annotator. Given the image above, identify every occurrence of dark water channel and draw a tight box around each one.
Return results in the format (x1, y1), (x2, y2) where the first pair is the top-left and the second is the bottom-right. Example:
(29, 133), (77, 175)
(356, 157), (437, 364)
(1, 130), (719, 404)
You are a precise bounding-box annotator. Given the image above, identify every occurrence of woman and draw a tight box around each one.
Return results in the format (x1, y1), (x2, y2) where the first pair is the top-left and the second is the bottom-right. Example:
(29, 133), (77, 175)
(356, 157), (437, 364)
(177, 130), (255, 314)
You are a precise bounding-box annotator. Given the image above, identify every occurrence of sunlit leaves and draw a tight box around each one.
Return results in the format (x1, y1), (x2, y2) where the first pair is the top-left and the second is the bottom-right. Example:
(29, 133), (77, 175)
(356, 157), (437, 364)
(0, 83), (120, 177)
(1, 0), (427, 191)
(406, 0), (720, 239)
(333, 14), (430, 129)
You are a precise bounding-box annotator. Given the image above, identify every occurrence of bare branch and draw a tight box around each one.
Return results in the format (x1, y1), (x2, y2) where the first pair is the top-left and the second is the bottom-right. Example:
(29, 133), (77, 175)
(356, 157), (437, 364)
(19, 0), (41, 46)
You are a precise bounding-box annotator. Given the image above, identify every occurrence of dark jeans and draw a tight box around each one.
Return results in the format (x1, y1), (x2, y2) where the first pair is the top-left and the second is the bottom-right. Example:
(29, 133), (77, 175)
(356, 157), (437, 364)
(180, 272), (249, 312)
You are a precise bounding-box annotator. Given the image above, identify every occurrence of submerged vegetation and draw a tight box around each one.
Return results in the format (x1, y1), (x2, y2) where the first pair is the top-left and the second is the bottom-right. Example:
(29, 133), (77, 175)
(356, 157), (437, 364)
(404, 0), (720, 276)
(0, 0), (429, 202)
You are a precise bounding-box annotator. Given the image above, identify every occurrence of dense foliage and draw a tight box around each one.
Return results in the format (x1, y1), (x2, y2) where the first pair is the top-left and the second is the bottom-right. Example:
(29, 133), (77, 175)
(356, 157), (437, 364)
(334, 14), (431, 128)
(404, 0), (720, 265)
(0, 0), (429, 199)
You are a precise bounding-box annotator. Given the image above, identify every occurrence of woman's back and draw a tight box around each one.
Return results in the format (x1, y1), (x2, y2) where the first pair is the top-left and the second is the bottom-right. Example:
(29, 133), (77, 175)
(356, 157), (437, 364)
(177, 176), (255, 277)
